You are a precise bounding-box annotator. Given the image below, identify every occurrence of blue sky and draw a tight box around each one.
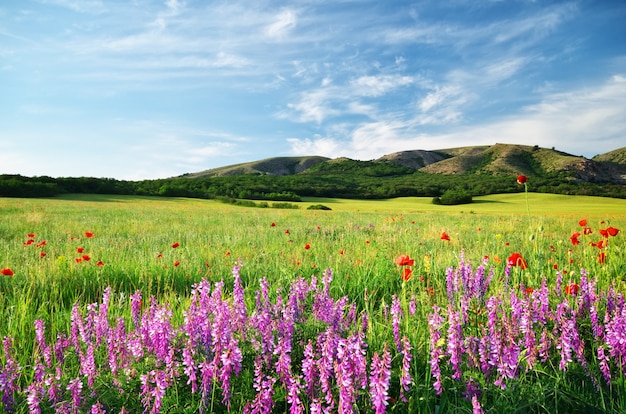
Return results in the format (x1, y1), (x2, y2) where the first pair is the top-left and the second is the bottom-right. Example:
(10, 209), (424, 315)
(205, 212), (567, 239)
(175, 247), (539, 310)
(1, 0), (625, 180)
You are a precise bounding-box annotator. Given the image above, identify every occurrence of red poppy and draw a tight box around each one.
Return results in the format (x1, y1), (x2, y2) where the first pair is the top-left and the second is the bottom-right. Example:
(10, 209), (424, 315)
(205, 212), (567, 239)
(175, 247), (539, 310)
(85, 231), (95, 238)
(171, 242), (180, 248)
(75, 258), (82, 263)
(583, 227), (593, 235)
(607, 227), (620, 237)
(27, 233), (35, 238)
(507, 252), (528, 270)
(1, 268), (14, 276)
(517, 175), (527, 184)
(40, 252), (47, 258)
(553, 264), (558, 269)
(578, 219), (587, 227)
(285, 229), (290, 234)
(570, 232), (580, 246)
(81, 254), (90, 261)
(225, 251), (231, 256)
(270, 222), (276, 227)
(174, 260), (180, 267)
(96, 261), (105, 267)
(565, 283), (579, 295)
(440, 232), (451, 241)
(36, 240), (47, 247)
(394, 254), (415, 266)
(77, 247), (85, 253)
(157, 253), (163, 258)
(339, 249), (344, 255)
(525, 287), (534, 295)
(599, 229), (609, 238)
(401, 267), (412, 282)
(304, 243), (311, 250)
(24, 239), (35, 246)
(598, 252), (607, 264)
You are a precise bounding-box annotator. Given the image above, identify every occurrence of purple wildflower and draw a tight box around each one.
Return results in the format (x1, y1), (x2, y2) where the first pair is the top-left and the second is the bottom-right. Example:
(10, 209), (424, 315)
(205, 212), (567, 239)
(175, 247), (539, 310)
(67, 377), (83, 414)
(446, 305), (463, 380)
(1, 337), (21, 412)
(369, 343), (391, 414)
(390, 295), (403, 352)
(90, 402), (106, 414)
(246, 356), (276, 414)
(399, 336), (412, 402)
(428, 306), (445, 394)
(597, 345), (611, 384)
(130, 290), (142, 330)
(302, 340), (318, 400)
(232, 264), (247, 333)
(141, 369), (168, 414)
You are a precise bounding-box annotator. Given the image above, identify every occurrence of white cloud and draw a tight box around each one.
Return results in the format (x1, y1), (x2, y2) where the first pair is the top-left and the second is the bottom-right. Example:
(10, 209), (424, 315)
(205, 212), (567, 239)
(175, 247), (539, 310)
(287, 75), (626, 160)
(265, 9), (297, 39)
(351, 75), (414, 97)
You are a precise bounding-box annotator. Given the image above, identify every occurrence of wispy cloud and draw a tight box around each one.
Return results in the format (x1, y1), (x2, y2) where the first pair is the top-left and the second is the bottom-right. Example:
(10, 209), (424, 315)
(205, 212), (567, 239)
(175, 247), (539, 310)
(264, 8), (297, 40)
(287, 74), (626, 159)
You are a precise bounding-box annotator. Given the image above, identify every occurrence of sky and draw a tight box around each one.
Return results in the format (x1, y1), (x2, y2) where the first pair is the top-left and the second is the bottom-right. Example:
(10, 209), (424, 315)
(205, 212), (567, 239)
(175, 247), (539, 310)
(1, 0), (625, 180)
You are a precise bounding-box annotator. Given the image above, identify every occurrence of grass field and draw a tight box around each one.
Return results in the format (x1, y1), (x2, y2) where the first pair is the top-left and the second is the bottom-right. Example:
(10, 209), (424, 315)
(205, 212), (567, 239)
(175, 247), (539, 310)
(0, 193), (625, 413)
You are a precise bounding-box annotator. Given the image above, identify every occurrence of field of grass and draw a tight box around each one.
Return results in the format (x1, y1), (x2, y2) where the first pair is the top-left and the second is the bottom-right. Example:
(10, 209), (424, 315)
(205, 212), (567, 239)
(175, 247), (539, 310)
(0, 193), (625, 413)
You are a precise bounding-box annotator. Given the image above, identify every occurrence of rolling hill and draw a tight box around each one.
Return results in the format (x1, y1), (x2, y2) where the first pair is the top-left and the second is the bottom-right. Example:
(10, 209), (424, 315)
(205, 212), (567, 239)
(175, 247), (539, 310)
(186, 144), (626, 184)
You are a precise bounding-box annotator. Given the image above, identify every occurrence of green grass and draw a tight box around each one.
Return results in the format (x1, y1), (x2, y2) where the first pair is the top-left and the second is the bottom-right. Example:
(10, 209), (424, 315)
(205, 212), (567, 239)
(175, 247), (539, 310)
(0, 193), (625, 413)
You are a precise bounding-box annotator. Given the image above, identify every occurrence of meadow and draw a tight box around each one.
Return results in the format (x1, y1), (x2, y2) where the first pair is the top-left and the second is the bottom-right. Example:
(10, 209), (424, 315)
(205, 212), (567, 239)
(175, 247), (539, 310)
(0, 192), (625, 413)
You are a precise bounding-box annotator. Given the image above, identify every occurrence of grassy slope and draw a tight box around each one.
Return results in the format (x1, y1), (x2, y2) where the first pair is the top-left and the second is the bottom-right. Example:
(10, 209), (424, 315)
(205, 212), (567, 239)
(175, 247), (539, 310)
(54, 193), (626, 217)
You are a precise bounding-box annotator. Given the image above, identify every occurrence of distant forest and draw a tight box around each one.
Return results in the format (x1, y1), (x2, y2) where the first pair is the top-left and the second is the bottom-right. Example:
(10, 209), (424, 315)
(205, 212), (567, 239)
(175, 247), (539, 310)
(2, 167), (626, 201)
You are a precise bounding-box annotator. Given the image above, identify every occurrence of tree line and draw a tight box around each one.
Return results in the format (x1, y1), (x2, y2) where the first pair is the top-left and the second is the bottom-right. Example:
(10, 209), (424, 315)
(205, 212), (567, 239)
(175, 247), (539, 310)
(1, 170), (625, 201)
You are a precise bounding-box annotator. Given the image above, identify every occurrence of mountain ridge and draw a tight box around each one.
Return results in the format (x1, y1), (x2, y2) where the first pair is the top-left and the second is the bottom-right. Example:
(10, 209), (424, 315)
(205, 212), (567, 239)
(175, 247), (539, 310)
(185, 144), (626, 184)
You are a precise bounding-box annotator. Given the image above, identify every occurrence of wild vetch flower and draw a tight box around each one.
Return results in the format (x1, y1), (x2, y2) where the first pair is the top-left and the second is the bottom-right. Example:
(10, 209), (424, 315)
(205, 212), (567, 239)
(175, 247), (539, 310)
(555, 301), (581, 371)
(82, 343), (97, 388)
(399, 336), (413, 402)
(1, 336), (20, 412)
(391, 295), (403, 352)
(232, 264), (247, 332)
(141, 369), (168, 414)
(246, 356), (276, 414)
(604, 305), (626, 372)
(26, 383), (45, 414)
(107, 318), (128, 377)
(34, 319), (52, 368)
(335, 338), (356, 413)
(597, 345), (611, 384)
(130, 290), (142, 330)
(317, 327), (338, 409)
(446, 305), (463, 380)
(472, 394), (485, 414)
(220, 339), (243, 410)
(369, 343), (391, 414)
(67, 377), (83, 413)
(333, 332), (368, 410)
(90, 402), (106, 414)
(428, 306), (445, 394)
(301, 340), (318, 400)
(286, 374), (304, 414)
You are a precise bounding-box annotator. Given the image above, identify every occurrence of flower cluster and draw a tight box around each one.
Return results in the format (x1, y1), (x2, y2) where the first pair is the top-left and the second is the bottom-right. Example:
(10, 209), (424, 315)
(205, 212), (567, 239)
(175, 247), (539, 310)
(0, 267), (413, 413)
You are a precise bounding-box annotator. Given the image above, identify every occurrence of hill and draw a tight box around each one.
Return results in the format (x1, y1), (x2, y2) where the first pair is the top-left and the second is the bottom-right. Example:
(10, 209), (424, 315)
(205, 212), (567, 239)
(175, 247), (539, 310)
(3, 144), (625, 200)
(185, 144), (626, 185)
(185, 156), (330, 177)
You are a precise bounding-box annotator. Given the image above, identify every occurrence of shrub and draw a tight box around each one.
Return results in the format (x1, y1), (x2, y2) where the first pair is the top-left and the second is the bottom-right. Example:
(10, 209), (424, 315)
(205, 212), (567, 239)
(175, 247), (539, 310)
(307, 204), (332, 210)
